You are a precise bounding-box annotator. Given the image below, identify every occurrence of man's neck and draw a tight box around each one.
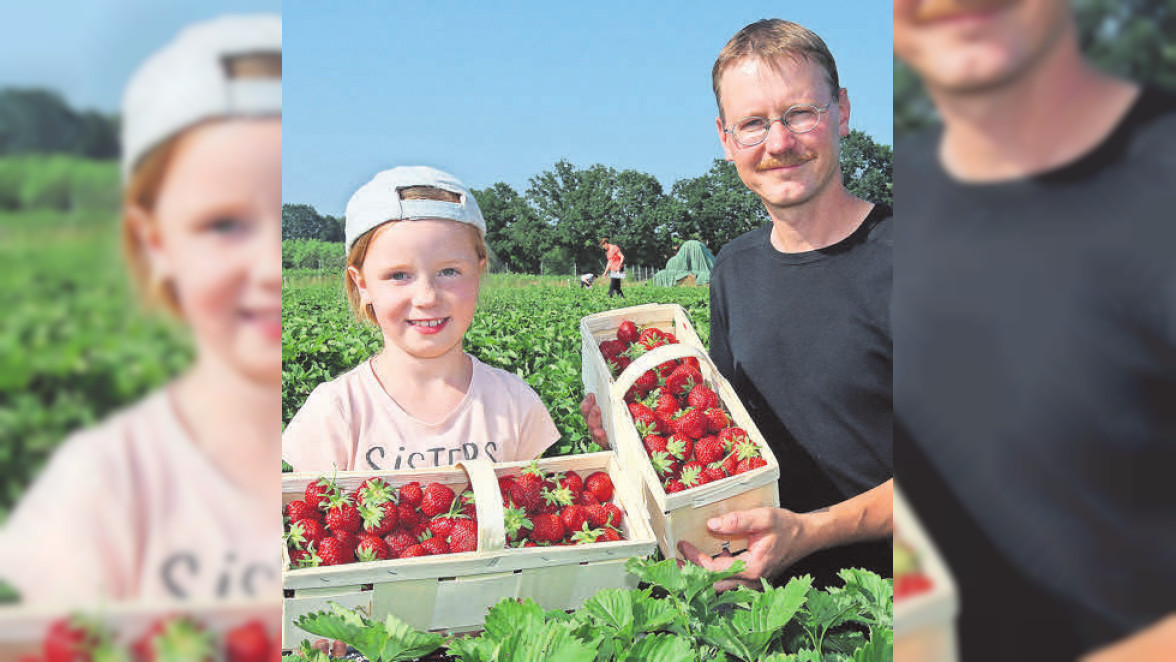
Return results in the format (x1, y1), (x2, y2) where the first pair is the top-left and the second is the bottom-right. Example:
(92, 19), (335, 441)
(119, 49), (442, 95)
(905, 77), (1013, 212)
(931, 37), (1139, 182)
(765, 187), (874, 253)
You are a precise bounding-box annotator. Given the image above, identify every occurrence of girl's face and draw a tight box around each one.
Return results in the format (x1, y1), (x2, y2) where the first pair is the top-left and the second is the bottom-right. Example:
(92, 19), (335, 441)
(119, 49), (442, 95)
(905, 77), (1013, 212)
(349, 219), (484, 362)
(135, 118), (283, 386)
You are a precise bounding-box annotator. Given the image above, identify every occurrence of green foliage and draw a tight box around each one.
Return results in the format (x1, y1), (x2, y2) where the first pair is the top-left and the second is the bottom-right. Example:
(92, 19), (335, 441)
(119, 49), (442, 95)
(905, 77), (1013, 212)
(0, 155), (119, 213)
(283, 203), (343, 242)
(293, 558), (893, 661)
(840, 130), (893, 206)
(0, 88), (119, 159)
(283, 238), (345, 271)
(0, 211), (190, 518)
(294, 602), (446, 662)
(282, 277), (710, 456)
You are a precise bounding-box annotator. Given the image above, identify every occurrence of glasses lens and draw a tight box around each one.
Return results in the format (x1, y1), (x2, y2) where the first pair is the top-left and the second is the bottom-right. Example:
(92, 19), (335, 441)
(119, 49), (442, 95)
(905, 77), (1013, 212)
(734, 117), (769, 145)
(786, 107), (821, 133)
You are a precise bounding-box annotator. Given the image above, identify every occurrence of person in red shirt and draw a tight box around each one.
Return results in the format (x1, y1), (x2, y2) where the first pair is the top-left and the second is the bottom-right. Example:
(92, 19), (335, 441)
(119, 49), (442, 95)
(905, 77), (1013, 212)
(600, 237), (625, 298)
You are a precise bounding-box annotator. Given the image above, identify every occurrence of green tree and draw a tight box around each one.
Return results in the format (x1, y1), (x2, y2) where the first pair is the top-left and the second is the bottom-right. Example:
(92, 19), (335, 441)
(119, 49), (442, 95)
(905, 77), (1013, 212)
(0, 88), (119, 158)
(840, 129), (893, 205)
(473, 182), (550, 273)
(669, 159), (768, 256)
(282, 203), (335, 241)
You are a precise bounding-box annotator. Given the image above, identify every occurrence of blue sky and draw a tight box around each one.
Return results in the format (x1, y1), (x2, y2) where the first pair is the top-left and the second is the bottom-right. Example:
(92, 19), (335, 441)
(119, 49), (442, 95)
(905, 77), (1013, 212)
(284, 1), (893, 216)
(0, 1), (281, 112)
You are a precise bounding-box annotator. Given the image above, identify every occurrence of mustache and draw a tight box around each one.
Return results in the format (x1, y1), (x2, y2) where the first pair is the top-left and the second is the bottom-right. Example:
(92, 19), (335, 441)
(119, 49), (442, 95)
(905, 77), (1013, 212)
(915, 0), (1017, 22)
(756, 153), (817, 170)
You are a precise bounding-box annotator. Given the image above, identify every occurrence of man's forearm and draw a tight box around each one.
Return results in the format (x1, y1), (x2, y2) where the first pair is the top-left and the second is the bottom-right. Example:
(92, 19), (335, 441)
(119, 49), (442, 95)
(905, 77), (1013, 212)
(802, 478), (894, 552)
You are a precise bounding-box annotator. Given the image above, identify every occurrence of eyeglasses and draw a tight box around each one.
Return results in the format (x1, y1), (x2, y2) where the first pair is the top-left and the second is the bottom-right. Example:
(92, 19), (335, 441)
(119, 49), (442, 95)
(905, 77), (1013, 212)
(724, 101), (833, 146)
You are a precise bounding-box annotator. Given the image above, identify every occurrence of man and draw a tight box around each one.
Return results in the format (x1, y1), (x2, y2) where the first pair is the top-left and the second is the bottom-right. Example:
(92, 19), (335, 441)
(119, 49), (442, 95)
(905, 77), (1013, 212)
(600, 237), (625, 298)
(585, 19), (893, 590)
(893, 0), (1176, 659)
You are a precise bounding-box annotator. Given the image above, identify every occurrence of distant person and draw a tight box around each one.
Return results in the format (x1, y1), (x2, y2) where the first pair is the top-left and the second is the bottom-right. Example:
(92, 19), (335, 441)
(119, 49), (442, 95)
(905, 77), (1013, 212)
(600, 237), (625, 298)
(894, 0), (1176, 659)
(579, 272), (595, 289)
(282, 166), (561, 476)
(584, 19), (893, 590)
(0, 15), (282, 603)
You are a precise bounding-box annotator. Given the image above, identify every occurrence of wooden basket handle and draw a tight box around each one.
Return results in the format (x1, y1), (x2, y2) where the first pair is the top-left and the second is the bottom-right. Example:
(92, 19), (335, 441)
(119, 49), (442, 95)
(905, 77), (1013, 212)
(456, 460), (507, 553)
(612, 342), (712, 401)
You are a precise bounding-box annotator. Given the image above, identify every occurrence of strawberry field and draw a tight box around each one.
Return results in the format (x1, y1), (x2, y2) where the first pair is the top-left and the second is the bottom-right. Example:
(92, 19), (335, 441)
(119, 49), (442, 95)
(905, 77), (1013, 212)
(281, 276), (711, 457)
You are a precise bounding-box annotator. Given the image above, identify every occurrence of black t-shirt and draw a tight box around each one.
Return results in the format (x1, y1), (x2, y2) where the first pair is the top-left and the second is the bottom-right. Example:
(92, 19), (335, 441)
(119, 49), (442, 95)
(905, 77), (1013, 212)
(710, 203), (894, 585)
(895, 87), (1176, 658)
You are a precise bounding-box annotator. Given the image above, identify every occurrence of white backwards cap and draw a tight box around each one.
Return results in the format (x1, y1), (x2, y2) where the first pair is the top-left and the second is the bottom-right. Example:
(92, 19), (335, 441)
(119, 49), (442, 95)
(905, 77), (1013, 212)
(345, 166), (486, 251)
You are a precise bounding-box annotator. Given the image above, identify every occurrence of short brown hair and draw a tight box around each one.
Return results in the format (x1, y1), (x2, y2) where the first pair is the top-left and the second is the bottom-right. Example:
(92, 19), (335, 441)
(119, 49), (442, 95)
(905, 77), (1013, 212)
(712, 19), (840, 122)
(345, 186), (487, 325)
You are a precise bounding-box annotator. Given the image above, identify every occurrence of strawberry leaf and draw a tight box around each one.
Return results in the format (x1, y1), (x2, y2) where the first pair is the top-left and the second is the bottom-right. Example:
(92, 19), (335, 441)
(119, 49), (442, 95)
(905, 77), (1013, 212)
(482, 597), (547, 641)
(626, 633), (698, 661)
(579, 588), (634, 640)
(294, 602), (444, 662)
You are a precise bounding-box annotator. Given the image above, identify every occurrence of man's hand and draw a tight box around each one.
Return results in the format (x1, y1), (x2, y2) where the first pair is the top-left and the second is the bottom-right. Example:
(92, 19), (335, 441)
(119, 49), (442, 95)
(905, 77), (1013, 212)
(1083, 615), (1176, 661)
(677, 507), (813, 592)
(580, 393), (610, 449)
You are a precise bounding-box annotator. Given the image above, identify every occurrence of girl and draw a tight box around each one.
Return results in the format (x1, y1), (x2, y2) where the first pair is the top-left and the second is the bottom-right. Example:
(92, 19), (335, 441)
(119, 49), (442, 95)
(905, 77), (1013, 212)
(282, 166), (561, 473)
(0, 15), (283, 604)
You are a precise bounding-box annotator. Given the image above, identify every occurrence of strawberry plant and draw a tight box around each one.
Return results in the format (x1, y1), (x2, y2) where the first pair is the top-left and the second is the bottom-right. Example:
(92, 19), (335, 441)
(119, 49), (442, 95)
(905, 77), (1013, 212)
(293, 558), (893, 661)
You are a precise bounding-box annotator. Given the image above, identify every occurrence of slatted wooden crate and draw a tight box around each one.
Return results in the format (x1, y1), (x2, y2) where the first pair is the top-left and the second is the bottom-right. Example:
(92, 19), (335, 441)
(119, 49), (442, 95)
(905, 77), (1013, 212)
(580, 303), (780, 558)
(281, 453), (654, 649)
(894, 486), (960, 662)
(0, 599), (280, 658)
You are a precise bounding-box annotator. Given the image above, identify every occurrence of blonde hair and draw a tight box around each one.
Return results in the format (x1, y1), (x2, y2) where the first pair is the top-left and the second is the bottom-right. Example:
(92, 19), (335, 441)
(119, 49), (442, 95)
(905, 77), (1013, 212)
(122, 137), (182, 314)
(712, 19), (840, 122)
(345, 186), (488, 325)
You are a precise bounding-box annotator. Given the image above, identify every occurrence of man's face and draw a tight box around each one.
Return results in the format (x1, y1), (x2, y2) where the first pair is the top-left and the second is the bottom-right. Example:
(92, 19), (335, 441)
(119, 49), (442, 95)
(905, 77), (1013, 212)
(716, 56), (848, 214)
(894, 0), (1073, 95)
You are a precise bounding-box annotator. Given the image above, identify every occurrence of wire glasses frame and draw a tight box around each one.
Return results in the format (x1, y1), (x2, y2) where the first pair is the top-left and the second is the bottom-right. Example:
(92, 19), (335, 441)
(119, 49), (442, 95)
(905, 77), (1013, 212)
(724, 101), (833, 147)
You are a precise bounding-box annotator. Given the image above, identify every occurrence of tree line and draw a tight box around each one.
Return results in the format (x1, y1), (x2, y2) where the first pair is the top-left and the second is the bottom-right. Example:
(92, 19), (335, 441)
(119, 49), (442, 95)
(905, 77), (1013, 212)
(0, 88), (120, 159)
(284, 129), (892, 274)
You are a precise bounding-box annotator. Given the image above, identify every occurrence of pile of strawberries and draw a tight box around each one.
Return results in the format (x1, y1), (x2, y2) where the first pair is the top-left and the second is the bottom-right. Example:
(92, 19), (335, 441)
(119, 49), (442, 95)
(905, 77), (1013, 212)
(285, 463), (630, 568)
(25, 614), (278, 662)
(601, 319), (768, 494)
(498, 462), (628, 546)
(285, 474), (479, 567)
(893, 531), (934, 601)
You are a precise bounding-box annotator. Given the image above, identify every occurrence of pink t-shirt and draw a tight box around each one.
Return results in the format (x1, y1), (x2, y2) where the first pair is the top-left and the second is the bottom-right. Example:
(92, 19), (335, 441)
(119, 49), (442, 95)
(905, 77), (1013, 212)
(0, 388), (280, 605)
(282, 355), (561, 473)
(605, 244), (624, 274)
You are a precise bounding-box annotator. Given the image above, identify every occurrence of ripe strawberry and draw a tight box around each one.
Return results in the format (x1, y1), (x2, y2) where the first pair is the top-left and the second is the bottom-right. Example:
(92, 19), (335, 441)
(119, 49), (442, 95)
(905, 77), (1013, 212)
(353, 477), (395, 508)
(359, 501), (398, 537)
(643, 434), (668, 456)
(449, 518), (479, 553)
(672, 408), (708, 440)
(498, 476), (517, 503)
(693, 435), (725, 465)
(616, 320), (640, 344)
(702, 466), (728, 483)
(528, 513), (565, 544)
(652, 390), (679, 418)
(331, 529), (358, 553)
(649, 451), (680, 480)
(628, 402), (668, 435)
(503, 503), (534, 543)
(664, 479), (686, 493)
(419, 483), (456, 518)
(575, 490), (600, 507)
(632, 369), (658, 394)
(585, 503), (621, 528)
(607, 355), (632, 376)
(319, 536), (355, 566)
(355, 534), (390, 562)
(304, 477), (336, 511)
(224, 619), (271, 662)
(584, 471), (614, 502)
(286, 518), (327, 549)
(428, 514), (461, 540)
(324, 494), (362, 534)
(655, 360), (678, 380)
(285, 499), (321, 524)
(290, 544), (322, 568)
(509, 465), (546, 513)
(399, 544), (427, 559)
(718, 426), (751, 450)
(398, 481), (424, 507)
(679, 464), (704, 490)
(703, 408), (731, 433)
(553, 470), (583, 495)
(664, 364), (702, 399)
(736, 456), (768, 474)
(600, 527), (623, 542)
(411, 520), (431, 538)
(599, 338), (627, 360)
(721, 452), (739, 476)
(681, 356), (701, 372)
(420, 536), (450, 556)
(569, 524), (604, 545)
(396, 503), (420, 530)
(133, 616), (214, 662)
(637, 327), (669, 349)
(559, 505), (588, 534)
(43, 616), (102, 662)
(603, 503), (623, 527)
(384, 529), (418, 557)
(686, 384), (719, 410)
(665, 433), (694, 461)
(459, 491), (478, 518)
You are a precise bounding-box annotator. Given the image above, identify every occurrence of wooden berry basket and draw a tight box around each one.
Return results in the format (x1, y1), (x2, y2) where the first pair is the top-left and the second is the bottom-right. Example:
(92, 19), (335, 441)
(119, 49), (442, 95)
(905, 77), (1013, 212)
(580, 304), (780, 559)
(0, 598), (280, 658)
(894, 485), (960, 662)
(281, 453), (655, 649)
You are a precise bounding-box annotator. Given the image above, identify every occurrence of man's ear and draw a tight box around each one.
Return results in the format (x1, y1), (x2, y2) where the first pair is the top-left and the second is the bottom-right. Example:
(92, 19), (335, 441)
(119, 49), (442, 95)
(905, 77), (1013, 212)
(717, 116), (737, 162)
(837, 87), (850, 138)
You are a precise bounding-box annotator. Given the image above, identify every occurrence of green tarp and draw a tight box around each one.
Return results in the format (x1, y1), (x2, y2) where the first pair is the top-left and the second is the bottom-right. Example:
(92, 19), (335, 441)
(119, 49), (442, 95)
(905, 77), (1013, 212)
(651, 240), (715, 287)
